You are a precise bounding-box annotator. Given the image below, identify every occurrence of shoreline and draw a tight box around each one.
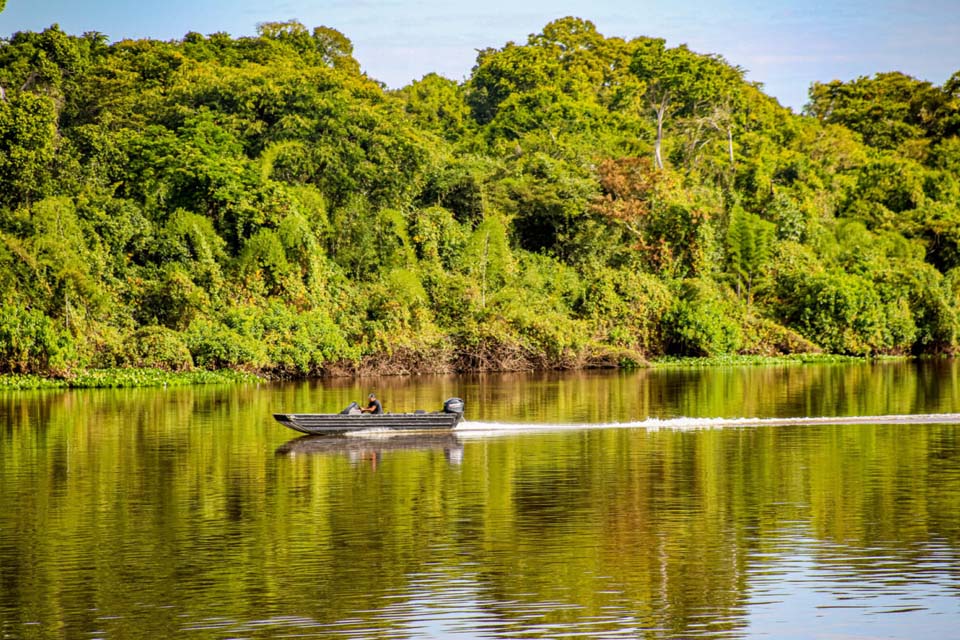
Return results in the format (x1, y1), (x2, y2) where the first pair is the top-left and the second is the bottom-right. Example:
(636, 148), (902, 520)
(0, 354), (919, 391)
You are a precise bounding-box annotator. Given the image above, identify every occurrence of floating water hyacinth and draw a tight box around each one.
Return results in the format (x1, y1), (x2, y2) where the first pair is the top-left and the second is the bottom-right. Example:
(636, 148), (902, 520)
(0, 368), (261, 390)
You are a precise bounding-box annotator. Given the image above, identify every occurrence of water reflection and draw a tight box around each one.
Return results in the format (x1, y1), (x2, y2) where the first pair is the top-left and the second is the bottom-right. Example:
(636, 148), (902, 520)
(276, 433), (465, 469)
(1, 362), (959, 639)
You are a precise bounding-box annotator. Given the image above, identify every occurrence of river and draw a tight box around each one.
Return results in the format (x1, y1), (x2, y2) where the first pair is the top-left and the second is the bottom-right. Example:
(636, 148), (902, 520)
(1, 360), (959, 638)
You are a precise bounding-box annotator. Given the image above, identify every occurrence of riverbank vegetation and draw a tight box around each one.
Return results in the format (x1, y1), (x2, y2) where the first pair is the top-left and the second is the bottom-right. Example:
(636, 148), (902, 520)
(1, 18), (959, 377)
(0, 368), (259, 390)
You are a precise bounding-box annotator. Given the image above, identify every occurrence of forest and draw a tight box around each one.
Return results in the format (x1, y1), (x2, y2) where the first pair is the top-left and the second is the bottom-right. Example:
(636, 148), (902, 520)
(1, 17), (959, 377)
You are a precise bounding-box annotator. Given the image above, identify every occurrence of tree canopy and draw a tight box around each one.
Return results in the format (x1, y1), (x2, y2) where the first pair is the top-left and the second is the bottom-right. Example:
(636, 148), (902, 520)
(1, 18), (959, 375)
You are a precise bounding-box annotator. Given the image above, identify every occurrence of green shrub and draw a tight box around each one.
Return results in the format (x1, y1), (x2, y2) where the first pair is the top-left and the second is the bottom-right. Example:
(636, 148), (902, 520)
(897, 266), (958, 353)
(0, 303), (76, 374)
(578, 266), (673, 354)
(185, 318), (268, 370)
(410, 205), (468, 269)
(359, 268), (443, 352)
(237, 229), (291, 295)
(742, 317), (821, 355)
(134, 264), (210, 330)
(662, 279), (743, 356)
(781, 271), (886, 355)
(85, 324), (131, 369)
(260, 303), (359, 374)
(497, 288), (588, 361)
(123, 325), (193, 371)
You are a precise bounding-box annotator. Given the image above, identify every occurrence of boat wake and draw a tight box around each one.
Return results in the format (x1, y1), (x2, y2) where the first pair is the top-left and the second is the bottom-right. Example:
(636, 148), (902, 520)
(455, 413), (960, 436)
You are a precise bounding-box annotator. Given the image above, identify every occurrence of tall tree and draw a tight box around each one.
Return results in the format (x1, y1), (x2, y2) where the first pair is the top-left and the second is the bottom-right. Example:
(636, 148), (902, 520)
(805, 72), (940, 149)
(629, 40), (744, 169)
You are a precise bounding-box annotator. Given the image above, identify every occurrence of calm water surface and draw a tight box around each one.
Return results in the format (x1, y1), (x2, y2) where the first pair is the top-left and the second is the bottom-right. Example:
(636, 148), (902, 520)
(1, 360), (959, 638)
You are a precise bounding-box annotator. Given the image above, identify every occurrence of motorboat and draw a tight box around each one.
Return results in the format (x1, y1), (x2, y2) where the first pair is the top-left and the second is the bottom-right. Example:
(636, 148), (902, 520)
(273, 397), (465, 435)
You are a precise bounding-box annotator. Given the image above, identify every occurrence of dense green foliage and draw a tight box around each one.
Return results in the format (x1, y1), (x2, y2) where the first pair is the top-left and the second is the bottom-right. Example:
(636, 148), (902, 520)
(1, 18), (959, 375)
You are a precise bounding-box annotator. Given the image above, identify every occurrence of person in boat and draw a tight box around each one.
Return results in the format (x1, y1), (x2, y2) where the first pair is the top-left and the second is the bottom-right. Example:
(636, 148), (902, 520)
(360, 393), (383, 414)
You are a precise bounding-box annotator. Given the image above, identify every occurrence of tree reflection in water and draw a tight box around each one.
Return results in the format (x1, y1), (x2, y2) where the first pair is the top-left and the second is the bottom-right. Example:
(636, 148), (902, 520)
(1, 361), (959, 638)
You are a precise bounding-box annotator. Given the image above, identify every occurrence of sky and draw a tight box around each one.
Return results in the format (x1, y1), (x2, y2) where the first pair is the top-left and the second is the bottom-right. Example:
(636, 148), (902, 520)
(1, 0), (958, 112)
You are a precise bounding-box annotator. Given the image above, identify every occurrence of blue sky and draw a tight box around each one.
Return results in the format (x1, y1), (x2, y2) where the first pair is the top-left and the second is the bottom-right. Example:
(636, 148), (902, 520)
(2, 0), (958, 111)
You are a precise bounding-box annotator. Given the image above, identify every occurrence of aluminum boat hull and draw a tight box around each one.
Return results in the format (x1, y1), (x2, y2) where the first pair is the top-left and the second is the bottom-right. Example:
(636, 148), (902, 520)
(273, 411), (463, 435)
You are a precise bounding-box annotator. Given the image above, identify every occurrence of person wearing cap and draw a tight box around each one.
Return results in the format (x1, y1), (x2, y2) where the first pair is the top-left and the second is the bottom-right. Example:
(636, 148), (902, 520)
(360, 393), (383, 414)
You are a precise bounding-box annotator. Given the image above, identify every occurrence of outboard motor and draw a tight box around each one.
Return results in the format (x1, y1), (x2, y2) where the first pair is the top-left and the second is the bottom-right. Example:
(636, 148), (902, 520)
(443, 397), (465, 414)
(340, 401), (360, 415)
